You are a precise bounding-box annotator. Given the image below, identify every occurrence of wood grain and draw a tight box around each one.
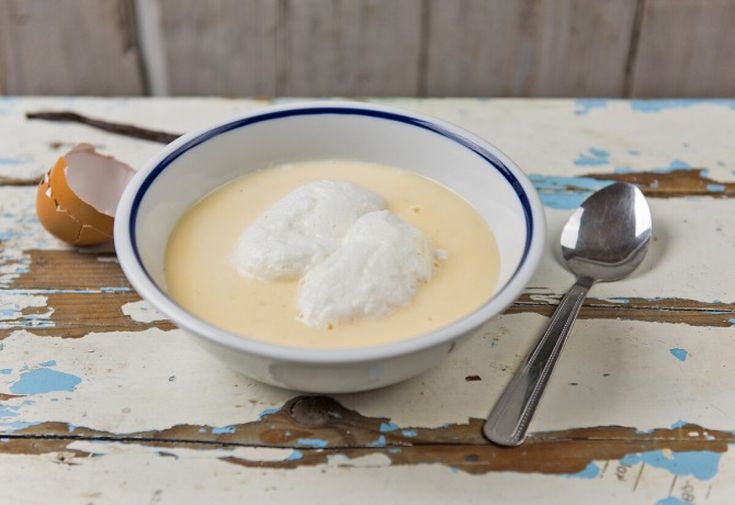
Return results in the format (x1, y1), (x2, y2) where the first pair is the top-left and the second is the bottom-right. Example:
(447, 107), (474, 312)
(632, 0), (735, 97)
(3, 289), (732, 340)
(1, 396), (732, 475)
(1, 249), (732, 340)
(0, 0), (145, 95)
(0, 1), (7, 95)
(278, 0), (423, 96)
(425, 0), (639, 97)
(25, 110), (180, 144)
(511, 294), (735, 328)
(10, 251), (128, 290)
(590, 168), (735, 198)
(158, 0), (278, 96)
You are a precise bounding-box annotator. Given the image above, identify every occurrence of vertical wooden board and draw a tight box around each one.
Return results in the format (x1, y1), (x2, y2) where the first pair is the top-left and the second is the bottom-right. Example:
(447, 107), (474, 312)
(631, 0), (735, 97)
(0, 0), (145, 95)
(534, 0), (639, 97)
(0, 2), (7, 94)
(279, 0), (423, 96)
(158, 0), (278, 96)
(425, 0), (638, 97)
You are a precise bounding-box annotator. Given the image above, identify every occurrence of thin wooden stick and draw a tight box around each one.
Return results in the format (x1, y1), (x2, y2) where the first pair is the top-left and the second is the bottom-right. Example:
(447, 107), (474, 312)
(25, 111), (181, 144)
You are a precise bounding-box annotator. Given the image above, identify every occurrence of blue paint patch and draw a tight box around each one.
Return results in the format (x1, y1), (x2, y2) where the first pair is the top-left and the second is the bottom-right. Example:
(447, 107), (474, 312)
(388, 447), (402, 454)
(671, 420), (688, 429)
(297, 438), (328, 449)
(99, 287), (133, 293)
(656, 497), (688, 505)
(614, 166), (634, 174)
(620, 450), (721, 480)
(631, 99), (735, 113)
(401, 429), (418, 438)
(286, 449), (303, 461)
(380, 422), (399, 433)
(635, 426), (656, 435)
(211, 425), (236, 434)
(256, 407), (280, 420)
(0, 420), (37, 432)
(368, 435), (387, 447)
(68, 424), (79, 433)
(529, 174), (614, 209)
(574, 147), (610, 166)
(653, 160), (692, 173)
(563, 462), (600, 479)
(39, 360), (56, 367)
(729, 318), (735, 325)
(608, 297), (631, 304)
(574, 99), (608, 116)
(9, 368), (81, 395)
(670, 348), (688, 362)
(0, 406), (20, 418)
(0, 368), (11, 375)
(0, 158), (25, 166)
(707, 184), (726, 192)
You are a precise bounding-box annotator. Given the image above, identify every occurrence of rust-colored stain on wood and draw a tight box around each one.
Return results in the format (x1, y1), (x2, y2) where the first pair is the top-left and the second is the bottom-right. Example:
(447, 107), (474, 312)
(511, 293), (735, 327)
(10, 250), (129, 290)
(590, 168), (735, 198)
(1, 396), (731, 475)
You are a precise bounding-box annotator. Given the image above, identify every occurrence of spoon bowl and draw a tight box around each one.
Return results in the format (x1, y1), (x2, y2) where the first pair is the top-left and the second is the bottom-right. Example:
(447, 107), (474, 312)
(561, 183), (652, 282)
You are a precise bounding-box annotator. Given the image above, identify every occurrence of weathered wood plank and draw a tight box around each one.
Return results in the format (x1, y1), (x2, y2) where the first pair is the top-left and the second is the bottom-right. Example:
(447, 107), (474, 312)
(9, 250), (127, 290)
(1, 249), (733, 340)
(632, 0), (735, 97)
(4, 315), (735, 436)
(157, 0), (278, 96)
(279, 0), (423, 96)
(3, 286), (733, 340)
(1, 396), (732, 476)
(425, 0), (639, 97)
(3, 97), (735, 184)
(0, 444), (731, 504)
(0, 3), (7, 95)
(0, 0), (145, 95)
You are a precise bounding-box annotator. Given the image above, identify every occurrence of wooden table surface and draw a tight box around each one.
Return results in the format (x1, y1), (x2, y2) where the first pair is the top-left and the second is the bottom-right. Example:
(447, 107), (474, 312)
(1, 98), (734, 504)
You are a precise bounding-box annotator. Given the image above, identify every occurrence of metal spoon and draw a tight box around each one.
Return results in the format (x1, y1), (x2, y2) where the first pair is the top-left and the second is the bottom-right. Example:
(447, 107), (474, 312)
(483, 182), (653, 446)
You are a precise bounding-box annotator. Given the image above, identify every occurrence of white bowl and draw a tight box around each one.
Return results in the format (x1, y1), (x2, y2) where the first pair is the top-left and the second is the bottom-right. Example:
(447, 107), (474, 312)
(114, 101), (546, 393)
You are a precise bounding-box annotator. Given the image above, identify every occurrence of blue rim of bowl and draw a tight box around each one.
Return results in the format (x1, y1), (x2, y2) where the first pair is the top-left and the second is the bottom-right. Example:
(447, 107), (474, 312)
(130, 107), (534, 283)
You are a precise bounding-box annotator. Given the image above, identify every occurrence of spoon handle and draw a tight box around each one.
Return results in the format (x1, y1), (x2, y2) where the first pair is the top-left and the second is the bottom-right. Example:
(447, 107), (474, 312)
(483, 279), (592, 446)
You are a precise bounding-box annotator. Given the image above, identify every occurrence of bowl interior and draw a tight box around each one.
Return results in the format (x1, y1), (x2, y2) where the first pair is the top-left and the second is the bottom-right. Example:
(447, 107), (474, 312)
(132, 107), (532, 308)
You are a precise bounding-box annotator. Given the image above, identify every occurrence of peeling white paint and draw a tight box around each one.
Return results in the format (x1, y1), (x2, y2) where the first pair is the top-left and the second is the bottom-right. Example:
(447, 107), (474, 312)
(327, 453), (392, 468)
(1, 315), (734, 434)
(121, 300), (166, 323)
(67, 440), (299, 462)
(0, 445), (732, 505)
(0, 293), (52, 329)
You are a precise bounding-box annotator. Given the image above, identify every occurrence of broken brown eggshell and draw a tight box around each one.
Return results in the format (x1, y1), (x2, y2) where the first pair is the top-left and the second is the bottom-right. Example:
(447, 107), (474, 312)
(36, 143), (135, 246)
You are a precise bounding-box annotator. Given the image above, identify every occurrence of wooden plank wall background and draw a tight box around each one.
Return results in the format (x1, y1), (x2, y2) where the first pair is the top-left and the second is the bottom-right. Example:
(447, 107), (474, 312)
(1, 0), (734, 97)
